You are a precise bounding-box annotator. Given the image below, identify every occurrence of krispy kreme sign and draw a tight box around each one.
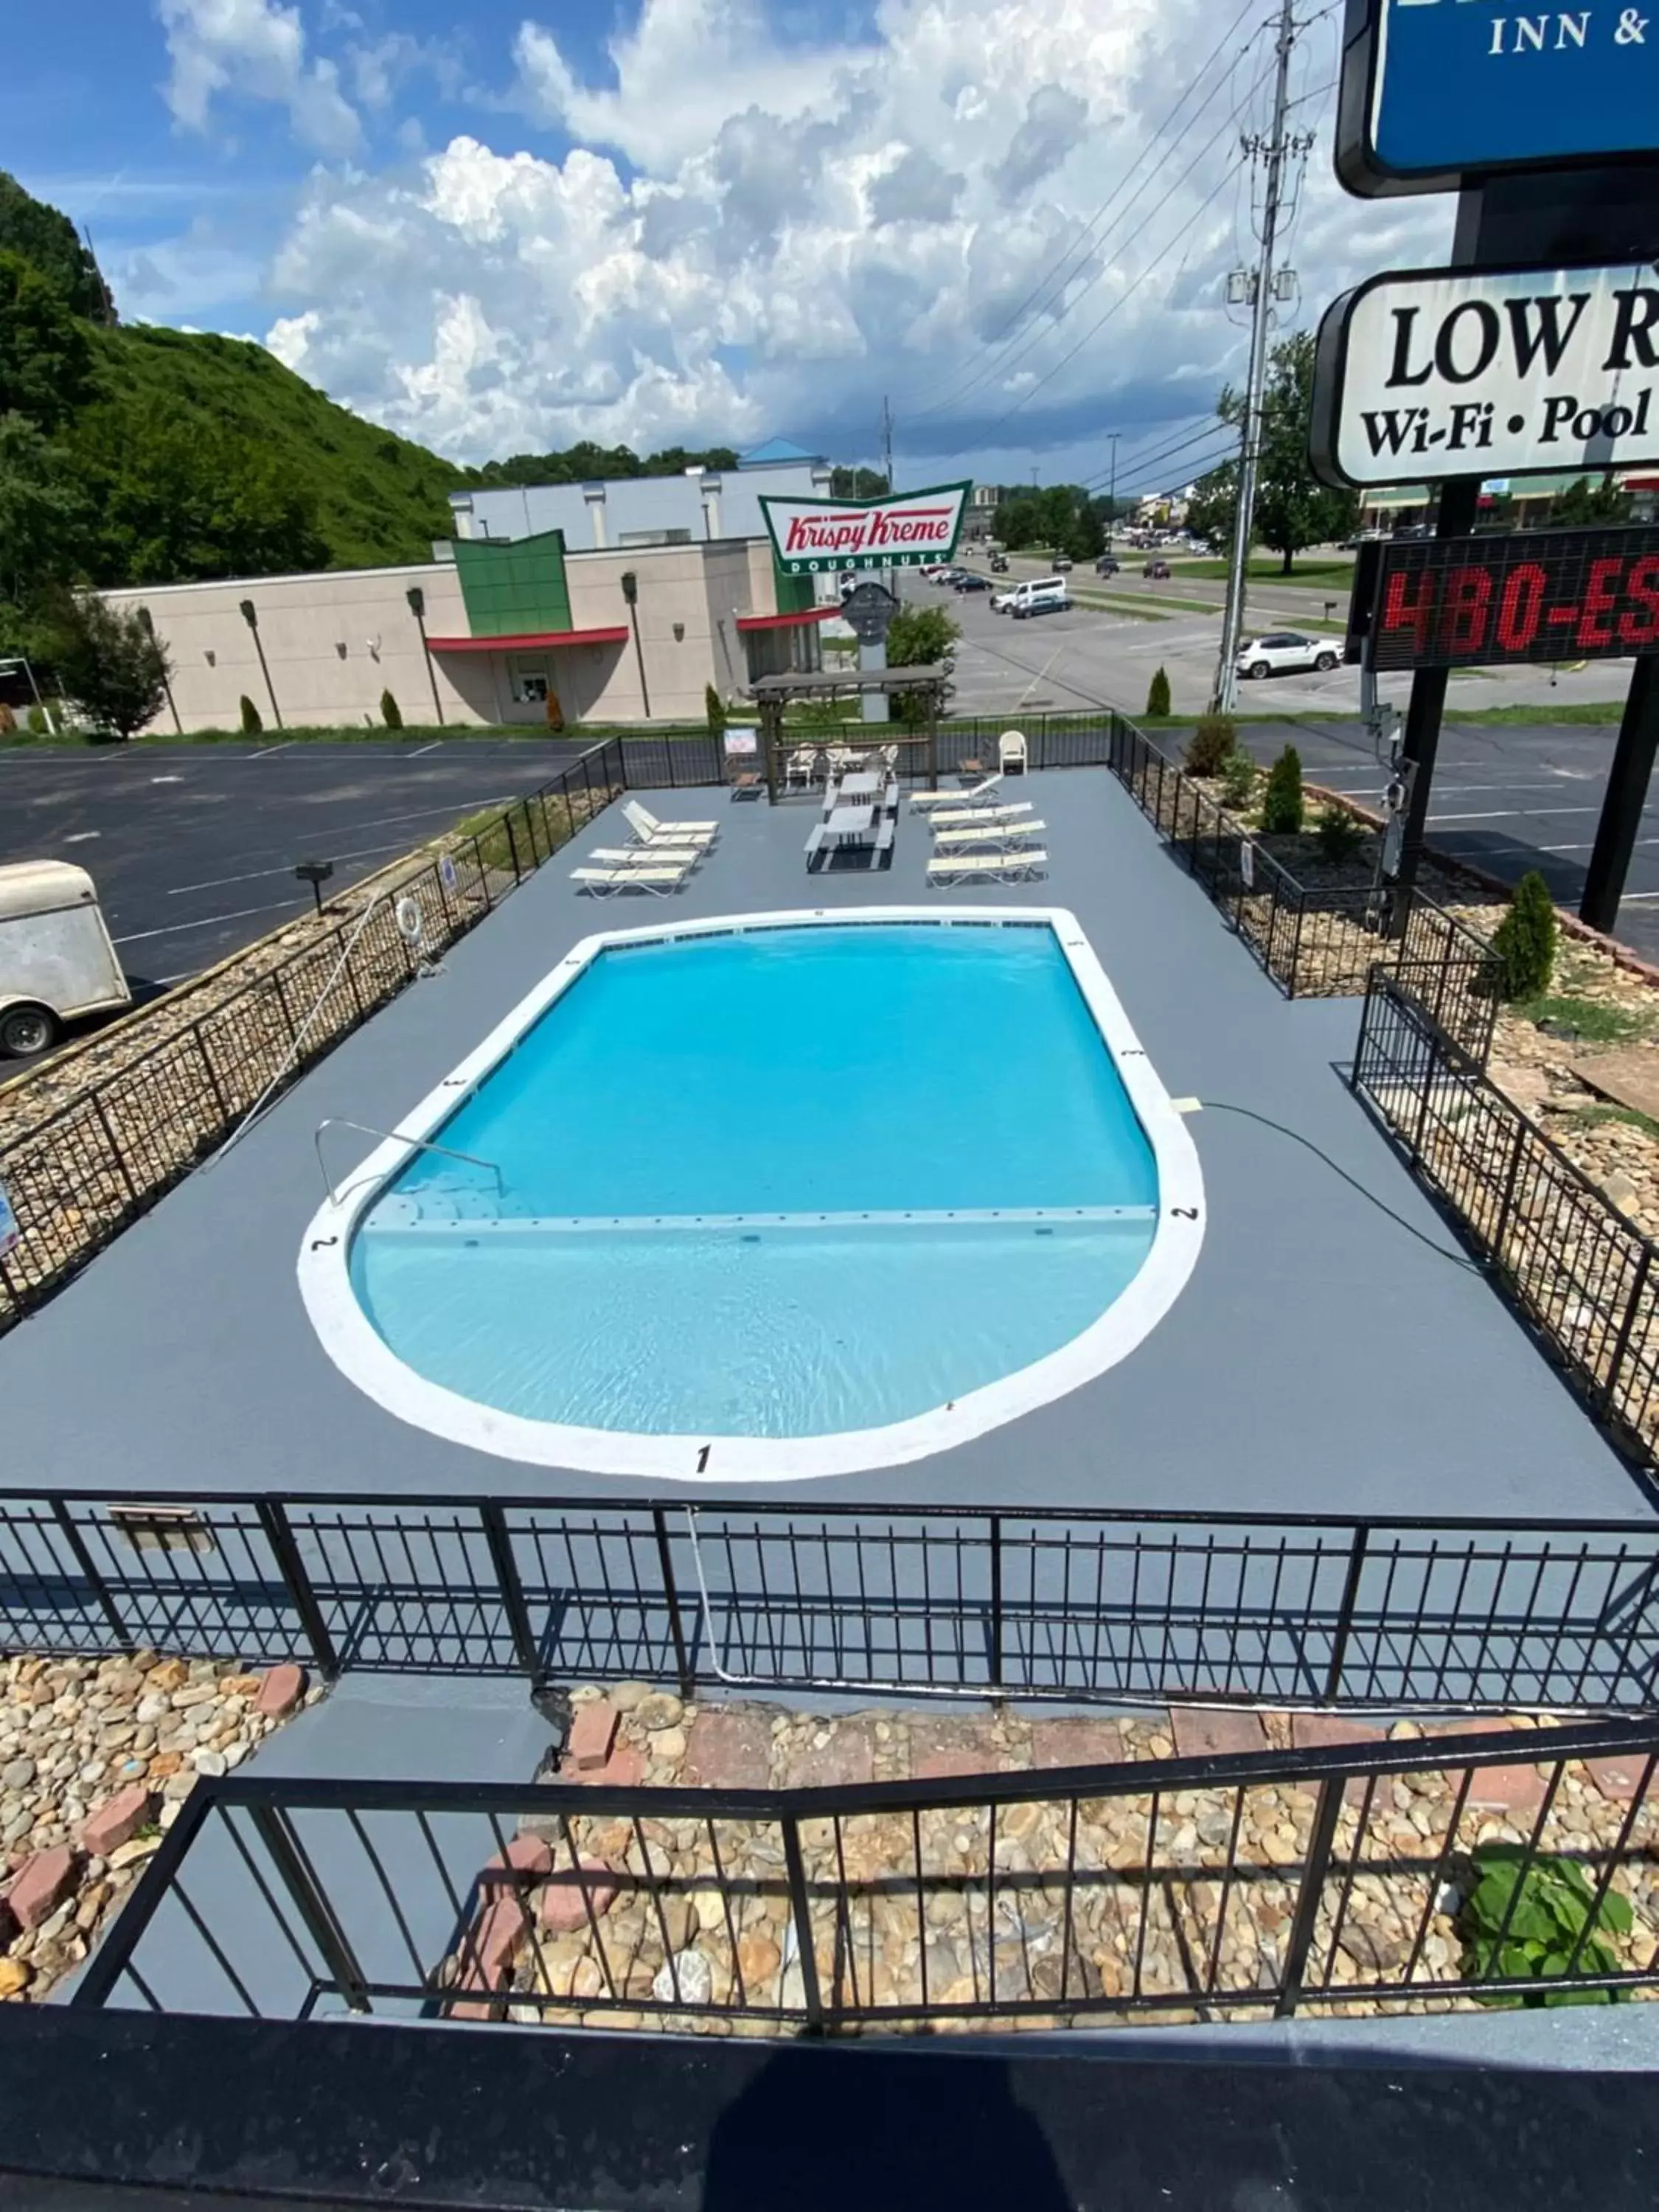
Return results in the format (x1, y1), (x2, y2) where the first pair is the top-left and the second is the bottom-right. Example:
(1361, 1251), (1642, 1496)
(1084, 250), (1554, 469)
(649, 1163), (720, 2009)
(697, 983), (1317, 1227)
(760, 481), (970, 573)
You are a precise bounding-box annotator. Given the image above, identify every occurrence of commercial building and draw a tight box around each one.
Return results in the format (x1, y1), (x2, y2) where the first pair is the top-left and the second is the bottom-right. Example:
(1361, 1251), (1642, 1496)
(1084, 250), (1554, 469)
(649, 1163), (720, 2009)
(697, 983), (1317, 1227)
(103, 525), (831, 735)
(448, 440), (832, 552)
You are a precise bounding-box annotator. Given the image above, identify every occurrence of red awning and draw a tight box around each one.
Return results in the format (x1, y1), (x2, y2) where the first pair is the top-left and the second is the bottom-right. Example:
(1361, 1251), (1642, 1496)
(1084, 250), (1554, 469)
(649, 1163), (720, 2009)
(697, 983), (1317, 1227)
(425, 627), (630, 653)
(734, 607), (840, 632)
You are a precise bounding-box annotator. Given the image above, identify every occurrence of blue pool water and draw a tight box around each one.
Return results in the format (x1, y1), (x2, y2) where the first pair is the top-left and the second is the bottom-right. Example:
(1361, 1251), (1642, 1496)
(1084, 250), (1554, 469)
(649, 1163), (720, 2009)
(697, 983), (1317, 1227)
(349, 923), (1163, 1438)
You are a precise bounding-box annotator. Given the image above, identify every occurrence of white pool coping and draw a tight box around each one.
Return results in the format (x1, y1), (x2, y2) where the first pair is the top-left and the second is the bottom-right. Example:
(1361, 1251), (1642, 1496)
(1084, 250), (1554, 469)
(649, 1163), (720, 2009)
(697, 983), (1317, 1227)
(297, 906), (1205, 1482)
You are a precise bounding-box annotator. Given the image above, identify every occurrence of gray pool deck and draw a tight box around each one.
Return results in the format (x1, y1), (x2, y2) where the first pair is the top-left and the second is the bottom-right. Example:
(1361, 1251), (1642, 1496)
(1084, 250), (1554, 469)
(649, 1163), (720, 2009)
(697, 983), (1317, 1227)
(0, 765), (1645, 1520)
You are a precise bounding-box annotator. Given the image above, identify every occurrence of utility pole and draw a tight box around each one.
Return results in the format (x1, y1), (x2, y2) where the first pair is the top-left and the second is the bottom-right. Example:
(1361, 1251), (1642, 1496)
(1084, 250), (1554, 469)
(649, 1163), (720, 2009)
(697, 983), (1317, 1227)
(880, 395), (895, 495)
(1214, 0), (1303, 714)
(1105, 433), (1121, 548)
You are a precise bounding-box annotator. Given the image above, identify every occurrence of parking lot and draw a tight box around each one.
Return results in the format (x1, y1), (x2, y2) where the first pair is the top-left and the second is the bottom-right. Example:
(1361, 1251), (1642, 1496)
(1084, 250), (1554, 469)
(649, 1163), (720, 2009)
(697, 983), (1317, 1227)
(0, 737), (580, 992)
(931, 558), (1638, 726)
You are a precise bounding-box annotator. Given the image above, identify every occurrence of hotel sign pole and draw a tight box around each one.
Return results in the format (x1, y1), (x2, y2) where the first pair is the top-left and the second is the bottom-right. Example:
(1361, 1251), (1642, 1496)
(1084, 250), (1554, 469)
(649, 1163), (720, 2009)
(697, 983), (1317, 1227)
(1316, 0), (1659, 936)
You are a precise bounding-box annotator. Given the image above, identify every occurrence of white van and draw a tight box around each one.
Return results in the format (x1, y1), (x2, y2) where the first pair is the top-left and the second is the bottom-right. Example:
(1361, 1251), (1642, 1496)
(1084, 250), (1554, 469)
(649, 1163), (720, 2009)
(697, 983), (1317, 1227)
(0, 860), (131, 1058)
(1009, 577), (1070, 620)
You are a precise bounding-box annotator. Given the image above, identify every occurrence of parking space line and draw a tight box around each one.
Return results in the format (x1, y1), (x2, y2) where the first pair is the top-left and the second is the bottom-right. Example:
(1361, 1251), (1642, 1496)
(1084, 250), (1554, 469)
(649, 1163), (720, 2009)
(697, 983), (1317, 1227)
(1428, 806), (1599, 824)
(248, 740), (298, 759)
(114, 896), (310, 945)
(408, 740), (444, 757)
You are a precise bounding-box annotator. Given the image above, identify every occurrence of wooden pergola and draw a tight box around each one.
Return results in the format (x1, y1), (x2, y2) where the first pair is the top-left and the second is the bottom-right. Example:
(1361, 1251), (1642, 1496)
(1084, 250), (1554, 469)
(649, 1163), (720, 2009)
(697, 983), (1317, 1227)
(746, 665), (954, 804)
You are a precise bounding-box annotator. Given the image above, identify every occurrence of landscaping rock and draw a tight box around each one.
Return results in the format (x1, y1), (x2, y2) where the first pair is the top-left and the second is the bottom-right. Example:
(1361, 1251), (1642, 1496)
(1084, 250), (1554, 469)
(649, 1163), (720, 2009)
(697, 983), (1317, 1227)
(538, 1858), (619, 1934)
(8, 1847), (76, 1931)
(567, 1701), (618, 1772)
(80, 1784), (153, 1858)
(254, 1666), (305, 1720)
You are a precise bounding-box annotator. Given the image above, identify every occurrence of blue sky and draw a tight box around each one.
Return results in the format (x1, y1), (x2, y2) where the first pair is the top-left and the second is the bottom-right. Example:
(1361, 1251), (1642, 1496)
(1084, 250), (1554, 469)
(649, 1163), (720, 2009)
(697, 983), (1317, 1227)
(4, 0), (1444, 484)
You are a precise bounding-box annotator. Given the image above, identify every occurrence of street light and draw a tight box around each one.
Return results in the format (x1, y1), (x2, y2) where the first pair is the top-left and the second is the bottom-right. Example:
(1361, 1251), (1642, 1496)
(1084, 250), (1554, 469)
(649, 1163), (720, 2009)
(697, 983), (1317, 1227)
(135, 608), (182, 736)
(406, 585), (445, 726)
(238, 598), (282, 731)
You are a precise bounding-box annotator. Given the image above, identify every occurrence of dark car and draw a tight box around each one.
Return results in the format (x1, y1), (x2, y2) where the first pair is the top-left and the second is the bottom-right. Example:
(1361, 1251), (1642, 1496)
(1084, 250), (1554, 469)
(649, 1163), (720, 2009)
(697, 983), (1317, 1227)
(990, 553), (1009, 572)
(1144, 559), (1172, 580)
(954, 572), (992, 593)
(1095, 555), (1121, 577)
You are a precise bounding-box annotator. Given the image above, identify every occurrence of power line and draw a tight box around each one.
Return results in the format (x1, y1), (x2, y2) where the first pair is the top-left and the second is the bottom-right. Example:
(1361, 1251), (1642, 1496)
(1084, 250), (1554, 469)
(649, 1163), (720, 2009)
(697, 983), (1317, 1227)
(908, 0), (1271, 425)
(970, 155), (1248, 447)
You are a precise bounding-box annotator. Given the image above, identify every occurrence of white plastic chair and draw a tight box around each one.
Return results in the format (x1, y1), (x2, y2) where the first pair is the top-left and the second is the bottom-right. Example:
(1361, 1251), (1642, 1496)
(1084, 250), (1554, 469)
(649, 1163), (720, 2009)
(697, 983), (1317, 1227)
(999, 730), (1029, 776)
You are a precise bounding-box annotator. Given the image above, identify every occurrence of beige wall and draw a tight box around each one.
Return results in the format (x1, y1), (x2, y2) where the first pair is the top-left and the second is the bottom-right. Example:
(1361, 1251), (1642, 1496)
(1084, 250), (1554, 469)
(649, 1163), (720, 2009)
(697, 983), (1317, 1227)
(102, 540), (778, 733)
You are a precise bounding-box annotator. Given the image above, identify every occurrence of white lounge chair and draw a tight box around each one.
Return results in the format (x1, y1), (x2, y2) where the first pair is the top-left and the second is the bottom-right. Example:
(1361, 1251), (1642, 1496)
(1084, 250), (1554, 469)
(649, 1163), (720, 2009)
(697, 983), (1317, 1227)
(784, 747), (818, 790)
(587, 846), (703, 869)
(925, 801), (1035, 827)
(927, 849), (1048, 886)
(999, 730), (1029, 775)
(911, 773), (1001, 811)
(571, 858), (693, 896)
(932, 819), (1046, 851)
(623, 800), (719, 846)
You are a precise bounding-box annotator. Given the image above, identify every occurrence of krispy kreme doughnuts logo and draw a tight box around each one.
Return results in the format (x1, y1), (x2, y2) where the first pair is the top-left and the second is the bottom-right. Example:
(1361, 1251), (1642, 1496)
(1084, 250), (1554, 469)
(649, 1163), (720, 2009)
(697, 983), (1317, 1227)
(762, 481), (970, 571)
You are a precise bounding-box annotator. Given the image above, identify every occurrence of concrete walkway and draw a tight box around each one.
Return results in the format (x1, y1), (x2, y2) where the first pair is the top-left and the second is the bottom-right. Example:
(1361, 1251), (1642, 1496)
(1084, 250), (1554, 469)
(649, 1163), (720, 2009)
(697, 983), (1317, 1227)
(0, 765), (1642, 1520)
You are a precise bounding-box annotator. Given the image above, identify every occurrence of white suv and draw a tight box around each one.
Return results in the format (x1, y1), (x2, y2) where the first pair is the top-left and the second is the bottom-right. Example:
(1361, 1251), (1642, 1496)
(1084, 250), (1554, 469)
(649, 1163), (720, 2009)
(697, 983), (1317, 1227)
(1236, 631), (1340, 680)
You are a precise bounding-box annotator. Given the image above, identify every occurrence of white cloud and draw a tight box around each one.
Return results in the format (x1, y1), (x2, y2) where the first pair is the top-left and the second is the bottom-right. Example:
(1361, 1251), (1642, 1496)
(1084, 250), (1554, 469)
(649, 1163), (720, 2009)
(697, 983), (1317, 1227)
(159, 0), (361, 155)
(251, 0), (1450, 475)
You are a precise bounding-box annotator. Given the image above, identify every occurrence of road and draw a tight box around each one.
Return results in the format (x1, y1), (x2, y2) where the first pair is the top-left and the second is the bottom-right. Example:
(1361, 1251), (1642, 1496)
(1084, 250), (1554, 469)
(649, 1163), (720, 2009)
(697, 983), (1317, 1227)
(0, 737), (580, 992)
(937, 549), (1635, 723)
(924, 571), (1657, 959)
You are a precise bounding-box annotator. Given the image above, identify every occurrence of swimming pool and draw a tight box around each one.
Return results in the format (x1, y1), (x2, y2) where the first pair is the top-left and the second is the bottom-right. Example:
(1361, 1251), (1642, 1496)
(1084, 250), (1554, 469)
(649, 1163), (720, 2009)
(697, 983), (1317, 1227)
(299, 909), (1203, 1480)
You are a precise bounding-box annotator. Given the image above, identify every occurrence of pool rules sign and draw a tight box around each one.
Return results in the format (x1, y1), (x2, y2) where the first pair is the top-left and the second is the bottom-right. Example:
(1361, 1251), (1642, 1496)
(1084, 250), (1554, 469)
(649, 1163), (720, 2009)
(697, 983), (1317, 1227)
(1311, 262), (1659, 489)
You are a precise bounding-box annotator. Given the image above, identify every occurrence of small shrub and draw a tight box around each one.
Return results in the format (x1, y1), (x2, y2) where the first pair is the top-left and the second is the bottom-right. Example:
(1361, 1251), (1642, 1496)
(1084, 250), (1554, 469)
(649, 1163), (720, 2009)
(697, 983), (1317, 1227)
(0, 703), (14, 735)
(1145, 665), (1171, 718)
(1184, 714), (1237, 776)
(545, 687), (565, 734)
(380, 689), (403, 729)
(26, 704), (46, 734)
(239, 695), (262, 736)
(705, 682), (727, 737)
(1260, 744), (1304, 834)
(1220, 749), (1256, 810)
(1492, 869), (1557, 1001)
(1315, 801), (1365, 863)
(1458, 1843), (1632, 2007)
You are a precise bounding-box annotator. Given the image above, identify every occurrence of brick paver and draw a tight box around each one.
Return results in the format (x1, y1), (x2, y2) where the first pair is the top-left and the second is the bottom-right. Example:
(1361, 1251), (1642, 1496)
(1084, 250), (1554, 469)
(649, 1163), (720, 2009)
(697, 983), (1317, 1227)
(683, 1708), (773, 1792)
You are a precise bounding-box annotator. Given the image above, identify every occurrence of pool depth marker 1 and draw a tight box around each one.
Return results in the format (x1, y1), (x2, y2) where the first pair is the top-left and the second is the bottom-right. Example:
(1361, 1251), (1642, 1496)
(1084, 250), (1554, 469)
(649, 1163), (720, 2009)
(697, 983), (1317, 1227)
(1312, 0), (1659, 936)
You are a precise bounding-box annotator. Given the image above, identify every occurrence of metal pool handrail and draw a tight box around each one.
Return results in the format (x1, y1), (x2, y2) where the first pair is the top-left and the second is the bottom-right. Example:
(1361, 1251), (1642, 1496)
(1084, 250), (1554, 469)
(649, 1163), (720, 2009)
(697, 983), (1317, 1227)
(313, 1117), (504, 1208)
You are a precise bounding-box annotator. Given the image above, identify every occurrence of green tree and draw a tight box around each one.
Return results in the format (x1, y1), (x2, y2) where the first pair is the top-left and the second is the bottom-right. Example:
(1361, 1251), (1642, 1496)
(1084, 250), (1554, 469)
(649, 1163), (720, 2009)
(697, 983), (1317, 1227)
(1261, 743), (1305, 833)
(45, 591), (169, 738)
(830, 467), (890, 498)
(72, 411), (328, 585)
(0, 170), (112, 322)
(0, 251), (91, 434)
(1549, 476), (1633, 526)
(705, 682), (727, 736)
(1492, 871), (1557, 1000)
(1187, 331), (1357, 574)
(0, 414), (86, 637)
(885, 601), (959, 728)
(240, 695), (262, 735)
(1146, 666), (1172, 718)
(380, 689), (403, 729)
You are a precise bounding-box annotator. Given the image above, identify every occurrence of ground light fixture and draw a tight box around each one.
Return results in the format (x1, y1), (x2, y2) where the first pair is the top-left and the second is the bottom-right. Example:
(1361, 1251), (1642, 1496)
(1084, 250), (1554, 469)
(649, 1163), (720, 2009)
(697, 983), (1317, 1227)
(293, 860), (334, 915)
(239, 598), (283, 731)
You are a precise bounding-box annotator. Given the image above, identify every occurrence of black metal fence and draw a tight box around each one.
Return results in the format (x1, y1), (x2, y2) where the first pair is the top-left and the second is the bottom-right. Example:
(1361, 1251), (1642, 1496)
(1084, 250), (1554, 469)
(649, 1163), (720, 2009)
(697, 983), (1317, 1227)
(6, 1488), (1659, 1714)
(1104, 716), (1501, 1028)
(1355, 967), (1659, 1471)
(74, 1717), (1659, 2031)
(0, 741), (627, 1337)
